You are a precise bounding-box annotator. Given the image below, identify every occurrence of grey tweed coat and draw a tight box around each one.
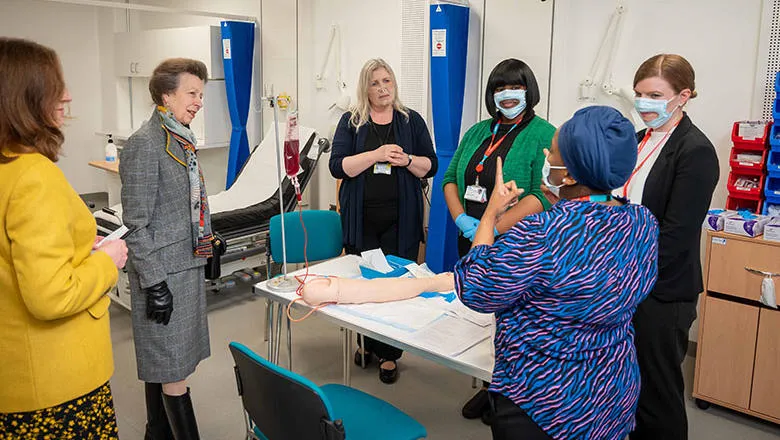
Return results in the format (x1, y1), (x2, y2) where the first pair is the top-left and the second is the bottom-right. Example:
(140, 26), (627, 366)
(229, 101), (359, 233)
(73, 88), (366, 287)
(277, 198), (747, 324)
(119, 111), (210, 383)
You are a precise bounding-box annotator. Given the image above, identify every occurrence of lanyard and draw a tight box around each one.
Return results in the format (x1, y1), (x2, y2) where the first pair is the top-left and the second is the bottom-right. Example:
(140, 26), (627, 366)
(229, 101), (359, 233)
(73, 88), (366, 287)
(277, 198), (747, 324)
(621, 122), (679, 198)
(370, 119), (393, 146)
(475, 121), (521, 174)
(572, 194), (613, 203)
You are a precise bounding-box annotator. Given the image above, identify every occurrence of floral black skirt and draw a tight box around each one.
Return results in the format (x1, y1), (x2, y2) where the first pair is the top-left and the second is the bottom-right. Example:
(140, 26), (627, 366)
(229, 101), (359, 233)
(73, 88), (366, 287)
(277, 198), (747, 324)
(0, 382), (118, 439)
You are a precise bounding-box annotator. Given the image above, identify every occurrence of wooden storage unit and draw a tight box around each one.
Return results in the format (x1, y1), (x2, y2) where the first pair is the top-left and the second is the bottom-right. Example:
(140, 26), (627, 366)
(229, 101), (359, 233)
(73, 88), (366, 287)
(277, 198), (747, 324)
(751, 308), (780, 420)
(693, 231), (780, 424)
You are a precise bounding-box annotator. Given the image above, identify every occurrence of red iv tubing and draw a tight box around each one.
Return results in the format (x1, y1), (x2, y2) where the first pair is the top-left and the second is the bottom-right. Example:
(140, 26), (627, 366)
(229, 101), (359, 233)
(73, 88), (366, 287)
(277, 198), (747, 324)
(281, 113), (334, 320)
(284, 204), (336, 322)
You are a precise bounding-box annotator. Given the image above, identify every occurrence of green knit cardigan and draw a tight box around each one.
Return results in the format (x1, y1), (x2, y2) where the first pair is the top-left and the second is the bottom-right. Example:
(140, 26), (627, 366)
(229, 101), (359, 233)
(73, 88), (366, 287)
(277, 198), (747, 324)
(442, 116), (556, 210)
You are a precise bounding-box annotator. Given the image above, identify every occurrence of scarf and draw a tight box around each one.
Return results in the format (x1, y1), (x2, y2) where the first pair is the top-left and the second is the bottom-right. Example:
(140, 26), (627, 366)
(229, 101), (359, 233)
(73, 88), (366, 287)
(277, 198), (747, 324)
(157, 106), (213, 258)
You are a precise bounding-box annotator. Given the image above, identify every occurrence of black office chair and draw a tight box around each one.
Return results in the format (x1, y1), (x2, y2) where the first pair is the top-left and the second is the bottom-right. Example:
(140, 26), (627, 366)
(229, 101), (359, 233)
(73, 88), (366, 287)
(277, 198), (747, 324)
(229, 342), (427, 440)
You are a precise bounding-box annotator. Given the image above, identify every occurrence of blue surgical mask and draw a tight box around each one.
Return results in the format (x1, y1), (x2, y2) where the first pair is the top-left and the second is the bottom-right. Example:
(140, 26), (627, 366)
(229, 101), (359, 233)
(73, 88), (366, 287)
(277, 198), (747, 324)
(634, 96), (680, 129)
(542, 157), (567, 197)
(493, 89), (527, 120)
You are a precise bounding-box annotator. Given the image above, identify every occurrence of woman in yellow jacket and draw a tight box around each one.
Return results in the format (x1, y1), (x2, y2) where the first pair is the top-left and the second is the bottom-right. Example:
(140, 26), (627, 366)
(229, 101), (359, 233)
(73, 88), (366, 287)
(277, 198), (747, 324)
(0, 38), (128, 439)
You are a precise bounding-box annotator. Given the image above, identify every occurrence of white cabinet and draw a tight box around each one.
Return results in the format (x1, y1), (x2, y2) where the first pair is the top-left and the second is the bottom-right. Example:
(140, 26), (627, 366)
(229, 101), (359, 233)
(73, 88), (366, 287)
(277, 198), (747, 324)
(114, 26), (224, 79)
(106, 79), (231, 149)
(190, 80), (231, 148)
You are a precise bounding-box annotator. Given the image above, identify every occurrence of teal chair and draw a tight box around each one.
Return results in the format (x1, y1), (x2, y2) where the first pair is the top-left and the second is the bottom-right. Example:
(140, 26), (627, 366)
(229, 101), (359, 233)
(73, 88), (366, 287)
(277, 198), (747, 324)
(262, 210), (343, 367)
(229, 342), (427, 440)
(268, 210), (343, 265)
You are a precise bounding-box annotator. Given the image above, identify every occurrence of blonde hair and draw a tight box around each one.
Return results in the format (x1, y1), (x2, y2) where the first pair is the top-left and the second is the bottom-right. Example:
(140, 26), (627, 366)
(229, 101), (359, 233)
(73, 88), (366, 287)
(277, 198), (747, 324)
(349, 58), (408, 128)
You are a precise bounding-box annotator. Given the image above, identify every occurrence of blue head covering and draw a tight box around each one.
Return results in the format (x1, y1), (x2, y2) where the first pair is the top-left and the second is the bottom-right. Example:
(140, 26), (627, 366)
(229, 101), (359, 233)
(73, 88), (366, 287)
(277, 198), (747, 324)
(558, 106), (638, 191)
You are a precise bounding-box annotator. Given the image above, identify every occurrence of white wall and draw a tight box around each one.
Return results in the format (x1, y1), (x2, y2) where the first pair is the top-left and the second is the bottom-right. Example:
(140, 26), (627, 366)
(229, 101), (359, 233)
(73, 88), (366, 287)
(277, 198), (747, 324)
(1, 0), (106, 194)
(298, 0), (404, 209)
(480, 0), (554, 120)
(116, 1), (264, 195)
(548, 0), (765, 210)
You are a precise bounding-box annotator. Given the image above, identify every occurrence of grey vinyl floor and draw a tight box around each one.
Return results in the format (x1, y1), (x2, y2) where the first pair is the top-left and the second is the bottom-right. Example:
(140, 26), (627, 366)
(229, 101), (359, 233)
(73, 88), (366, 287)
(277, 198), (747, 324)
(108, 287), (780, 440)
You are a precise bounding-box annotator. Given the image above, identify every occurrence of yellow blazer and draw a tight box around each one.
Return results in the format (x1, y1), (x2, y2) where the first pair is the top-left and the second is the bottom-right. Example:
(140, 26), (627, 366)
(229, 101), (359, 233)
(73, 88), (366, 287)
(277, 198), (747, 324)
(0, 150), (118, 413)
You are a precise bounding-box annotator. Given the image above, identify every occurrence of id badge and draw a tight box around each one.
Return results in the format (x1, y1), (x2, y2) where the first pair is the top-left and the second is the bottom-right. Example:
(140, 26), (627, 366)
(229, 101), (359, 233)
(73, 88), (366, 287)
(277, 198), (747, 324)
(464, 184), (487, 203)
(373, 162), (392, 175)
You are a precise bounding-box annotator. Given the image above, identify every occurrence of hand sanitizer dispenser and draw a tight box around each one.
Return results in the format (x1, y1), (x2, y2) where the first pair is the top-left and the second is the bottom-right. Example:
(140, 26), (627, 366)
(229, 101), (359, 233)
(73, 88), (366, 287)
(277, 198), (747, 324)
(105, 135), (117, 163)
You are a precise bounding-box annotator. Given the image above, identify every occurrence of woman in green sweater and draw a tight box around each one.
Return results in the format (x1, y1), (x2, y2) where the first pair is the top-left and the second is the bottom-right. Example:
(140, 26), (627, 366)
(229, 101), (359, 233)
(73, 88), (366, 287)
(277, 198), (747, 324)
(442, 58), (555, 423)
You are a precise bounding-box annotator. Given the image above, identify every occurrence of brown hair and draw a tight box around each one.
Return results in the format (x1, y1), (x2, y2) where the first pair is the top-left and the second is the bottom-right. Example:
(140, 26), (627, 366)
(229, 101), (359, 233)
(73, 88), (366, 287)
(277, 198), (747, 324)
(0, 38), (66, 163)
(633, 54), (698, 99)
(149, 58), (208, 106)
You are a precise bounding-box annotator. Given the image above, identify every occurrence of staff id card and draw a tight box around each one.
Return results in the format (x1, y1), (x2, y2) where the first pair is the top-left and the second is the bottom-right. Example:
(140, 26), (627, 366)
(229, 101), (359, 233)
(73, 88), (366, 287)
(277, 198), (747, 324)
(464, 184), (487, 203)
(374, 162), (392, 175)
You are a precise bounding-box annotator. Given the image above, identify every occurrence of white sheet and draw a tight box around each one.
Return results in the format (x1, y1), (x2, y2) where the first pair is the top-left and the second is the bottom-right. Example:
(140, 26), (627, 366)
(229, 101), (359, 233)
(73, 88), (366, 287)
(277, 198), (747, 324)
(207, 123), (317, 214)
(414, 315), (492, 357)
(331, 296), (450, 332)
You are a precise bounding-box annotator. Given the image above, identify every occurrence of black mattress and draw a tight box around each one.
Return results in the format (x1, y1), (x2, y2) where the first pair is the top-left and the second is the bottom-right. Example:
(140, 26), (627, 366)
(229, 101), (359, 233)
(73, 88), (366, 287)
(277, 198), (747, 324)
(210, 131), (320, 240)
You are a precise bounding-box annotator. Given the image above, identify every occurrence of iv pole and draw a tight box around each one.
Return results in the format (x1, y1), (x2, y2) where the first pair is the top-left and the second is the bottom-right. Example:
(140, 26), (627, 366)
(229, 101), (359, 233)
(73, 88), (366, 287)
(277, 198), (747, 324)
(263, 86), (298, 293)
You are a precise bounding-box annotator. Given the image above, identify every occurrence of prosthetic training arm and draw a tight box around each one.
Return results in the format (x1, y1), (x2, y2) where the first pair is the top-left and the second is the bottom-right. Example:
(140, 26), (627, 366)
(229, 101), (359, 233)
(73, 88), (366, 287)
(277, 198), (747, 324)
(301, 272), (454, 306)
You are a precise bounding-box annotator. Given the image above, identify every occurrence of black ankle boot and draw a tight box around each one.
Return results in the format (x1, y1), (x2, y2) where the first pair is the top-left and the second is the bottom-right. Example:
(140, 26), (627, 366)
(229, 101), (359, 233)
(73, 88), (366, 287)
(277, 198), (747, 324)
(162, 389), (200, 440)
(144, 383), (174, 440)
(462, 388), (490, 419)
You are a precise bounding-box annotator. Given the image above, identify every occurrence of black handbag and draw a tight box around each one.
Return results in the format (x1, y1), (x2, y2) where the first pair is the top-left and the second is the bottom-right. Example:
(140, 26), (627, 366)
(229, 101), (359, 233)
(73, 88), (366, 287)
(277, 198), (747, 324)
(205, 232), (226, 280)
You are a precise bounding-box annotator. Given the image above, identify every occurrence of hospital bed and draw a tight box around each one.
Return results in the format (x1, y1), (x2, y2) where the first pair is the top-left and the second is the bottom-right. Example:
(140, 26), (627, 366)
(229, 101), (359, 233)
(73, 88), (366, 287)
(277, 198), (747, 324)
(95, 125), (329, 310)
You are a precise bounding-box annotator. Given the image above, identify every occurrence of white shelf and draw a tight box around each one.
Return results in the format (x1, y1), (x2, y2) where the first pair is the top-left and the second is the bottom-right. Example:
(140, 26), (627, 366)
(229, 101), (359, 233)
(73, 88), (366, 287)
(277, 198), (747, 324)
(96, 130), (228, 150)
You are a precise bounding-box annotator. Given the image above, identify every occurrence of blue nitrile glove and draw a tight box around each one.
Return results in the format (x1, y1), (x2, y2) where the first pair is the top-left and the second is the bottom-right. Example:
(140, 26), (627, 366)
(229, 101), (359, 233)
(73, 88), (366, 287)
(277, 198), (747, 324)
(455, 213), (480, 241)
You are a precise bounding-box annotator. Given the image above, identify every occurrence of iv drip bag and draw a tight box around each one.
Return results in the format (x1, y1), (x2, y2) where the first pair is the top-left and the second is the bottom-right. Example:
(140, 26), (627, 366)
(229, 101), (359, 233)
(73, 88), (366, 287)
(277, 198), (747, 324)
(283, 112), (301, 178)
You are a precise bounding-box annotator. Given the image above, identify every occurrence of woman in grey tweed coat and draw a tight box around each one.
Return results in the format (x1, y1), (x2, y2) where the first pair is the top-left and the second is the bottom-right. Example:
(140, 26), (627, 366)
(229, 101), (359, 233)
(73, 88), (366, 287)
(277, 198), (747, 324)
(119, 58), (214, 440)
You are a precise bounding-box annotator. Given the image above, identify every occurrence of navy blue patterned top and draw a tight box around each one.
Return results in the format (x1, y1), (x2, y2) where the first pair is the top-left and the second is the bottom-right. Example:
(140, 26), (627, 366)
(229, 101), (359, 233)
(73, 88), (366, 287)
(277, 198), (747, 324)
(455, 200), (658, 439)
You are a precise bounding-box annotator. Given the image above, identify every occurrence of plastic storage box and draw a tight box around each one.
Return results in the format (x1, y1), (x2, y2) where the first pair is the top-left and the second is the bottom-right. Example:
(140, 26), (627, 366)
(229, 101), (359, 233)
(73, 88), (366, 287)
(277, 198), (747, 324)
(732, 121), (770, 151)
(726, 196), (762, 214)
(729, 148), (768, 175)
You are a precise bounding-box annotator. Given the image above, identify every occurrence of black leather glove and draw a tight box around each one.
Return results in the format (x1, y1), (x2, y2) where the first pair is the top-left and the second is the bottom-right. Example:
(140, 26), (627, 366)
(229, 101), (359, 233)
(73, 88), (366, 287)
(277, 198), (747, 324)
(144, 281), (173, 325)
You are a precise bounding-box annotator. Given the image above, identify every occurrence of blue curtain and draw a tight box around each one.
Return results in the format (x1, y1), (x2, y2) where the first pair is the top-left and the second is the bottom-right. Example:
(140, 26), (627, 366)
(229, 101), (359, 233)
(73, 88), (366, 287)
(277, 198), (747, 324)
(425, 2), (469, 273)
(221, 21), (256, 189)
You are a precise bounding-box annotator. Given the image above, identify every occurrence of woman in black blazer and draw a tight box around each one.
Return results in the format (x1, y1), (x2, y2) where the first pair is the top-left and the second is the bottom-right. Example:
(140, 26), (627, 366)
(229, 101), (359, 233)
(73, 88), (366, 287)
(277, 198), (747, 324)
(625, 54), (719, 440)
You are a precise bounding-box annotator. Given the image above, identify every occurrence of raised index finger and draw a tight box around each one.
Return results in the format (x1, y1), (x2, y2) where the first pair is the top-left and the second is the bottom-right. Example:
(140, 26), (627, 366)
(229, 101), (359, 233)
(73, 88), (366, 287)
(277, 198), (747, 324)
(495, 157), (505, 188)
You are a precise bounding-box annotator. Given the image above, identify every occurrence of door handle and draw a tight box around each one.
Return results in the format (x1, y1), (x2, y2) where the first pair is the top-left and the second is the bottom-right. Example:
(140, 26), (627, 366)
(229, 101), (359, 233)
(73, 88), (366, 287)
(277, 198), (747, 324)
(745, 267), (780, 277)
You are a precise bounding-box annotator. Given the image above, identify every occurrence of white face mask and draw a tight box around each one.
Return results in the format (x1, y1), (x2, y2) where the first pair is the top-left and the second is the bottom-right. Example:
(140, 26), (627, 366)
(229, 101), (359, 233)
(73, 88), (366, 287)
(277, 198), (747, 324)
(542, 157), (567, 197)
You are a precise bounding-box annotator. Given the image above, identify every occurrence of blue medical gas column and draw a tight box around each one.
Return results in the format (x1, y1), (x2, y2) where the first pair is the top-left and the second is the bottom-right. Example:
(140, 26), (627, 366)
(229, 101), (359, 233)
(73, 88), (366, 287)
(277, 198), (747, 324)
(221, 21), (255, 189)
(426, 1), (469, 273)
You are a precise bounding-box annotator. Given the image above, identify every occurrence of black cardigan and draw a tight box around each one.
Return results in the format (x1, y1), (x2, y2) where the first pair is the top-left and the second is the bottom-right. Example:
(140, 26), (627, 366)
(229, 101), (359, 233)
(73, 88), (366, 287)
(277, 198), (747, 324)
(329, 109), (438, 252)
(639, 113), (720, 302)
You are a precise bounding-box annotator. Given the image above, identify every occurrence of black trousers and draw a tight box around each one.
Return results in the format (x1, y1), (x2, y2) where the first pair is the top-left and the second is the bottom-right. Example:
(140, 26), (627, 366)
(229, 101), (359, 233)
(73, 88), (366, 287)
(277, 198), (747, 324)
(489, 392), (552, 440)
(630, 295), (697, 440)
(344, 205), (418, 362)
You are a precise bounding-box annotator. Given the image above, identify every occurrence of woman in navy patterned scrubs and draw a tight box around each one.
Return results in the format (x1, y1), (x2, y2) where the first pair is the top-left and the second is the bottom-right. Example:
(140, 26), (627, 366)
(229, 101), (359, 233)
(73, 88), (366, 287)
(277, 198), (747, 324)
(455, 106), (659, 440)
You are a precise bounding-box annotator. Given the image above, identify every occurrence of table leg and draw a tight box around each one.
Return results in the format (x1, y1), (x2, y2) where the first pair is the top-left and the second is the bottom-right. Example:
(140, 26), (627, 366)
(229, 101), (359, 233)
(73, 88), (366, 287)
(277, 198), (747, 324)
(472, 377), (478, 389)
(360, 333), (366, 368)
(263, 298), (270, 342)
(274, 303), (283, 364)
(286, 314), (292, 370)
(341, 329), (347, 385)
(266, 301), (275, 360)
(344, 329), (352, 386)
(242, 410), (254, 440)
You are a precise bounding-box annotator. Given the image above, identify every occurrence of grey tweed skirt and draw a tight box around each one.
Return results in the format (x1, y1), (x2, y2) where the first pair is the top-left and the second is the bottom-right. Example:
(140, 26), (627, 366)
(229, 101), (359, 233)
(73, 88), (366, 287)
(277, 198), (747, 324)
(128, 267), (210, 383)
